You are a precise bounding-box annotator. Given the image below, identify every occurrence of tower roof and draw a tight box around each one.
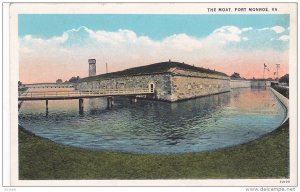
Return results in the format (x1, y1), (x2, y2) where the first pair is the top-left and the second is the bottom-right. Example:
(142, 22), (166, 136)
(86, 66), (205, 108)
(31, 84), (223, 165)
(88, 59), (96, 64)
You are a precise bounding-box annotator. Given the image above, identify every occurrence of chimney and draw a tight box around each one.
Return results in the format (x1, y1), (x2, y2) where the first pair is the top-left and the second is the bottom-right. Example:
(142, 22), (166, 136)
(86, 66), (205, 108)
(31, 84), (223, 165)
(88, 59), (96, 77)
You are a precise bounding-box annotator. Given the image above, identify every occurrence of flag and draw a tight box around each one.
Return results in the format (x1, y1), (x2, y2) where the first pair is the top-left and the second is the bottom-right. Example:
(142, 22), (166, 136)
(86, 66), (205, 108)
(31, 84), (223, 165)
(264, 63), (267, 67)
(274, 72), (276, 75)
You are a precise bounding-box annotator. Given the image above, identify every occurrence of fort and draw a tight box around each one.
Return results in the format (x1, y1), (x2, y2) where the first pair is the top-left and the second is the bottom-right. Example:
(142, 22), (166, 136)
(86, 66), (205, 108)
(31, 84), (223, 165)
(75, 60), (271, 102)
(20, 60), (272, 110)
(18, 60), (275, 118)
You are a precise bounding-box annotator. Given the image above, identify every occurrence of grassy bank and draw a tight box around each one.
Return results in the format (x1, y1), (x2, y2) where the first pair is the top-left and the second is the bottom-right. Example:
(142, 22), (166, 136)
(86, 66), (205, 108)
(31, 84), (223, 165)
(272, 85), (289, 98)
(19, 120), (289, 180)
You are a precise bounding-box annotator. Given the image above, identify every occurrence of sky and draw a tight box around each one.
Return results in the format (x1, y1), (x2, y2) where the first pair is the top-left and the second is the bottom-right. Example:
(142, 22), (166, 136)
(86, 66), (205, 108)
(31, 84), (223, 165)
(19, 14), (290, 83)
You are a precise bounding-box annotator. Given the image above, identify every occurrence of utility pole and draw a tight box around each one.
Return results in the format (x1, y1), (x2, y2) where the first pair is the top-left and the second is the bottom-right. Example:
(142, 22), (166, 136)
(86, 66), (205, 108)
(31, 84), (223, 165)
(276, 64), (280, 81)
(263, 63), (266, 79)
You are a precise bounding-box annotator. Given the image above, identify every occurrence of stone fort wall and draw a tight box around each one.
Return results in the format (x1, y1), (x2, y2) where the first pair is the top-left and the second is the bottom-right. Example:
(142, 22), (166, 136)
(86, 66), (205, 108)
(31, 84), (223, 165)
(230, 79), (251, 89)
(169, 68), (230, 101)
(76, 72), (273, 102)
(76, 74), (173, 101)
(76, 68), (232, 102)
(25, 83), (74, 89)
(251, 80), (271, 87)
(170, 75), (230, 101)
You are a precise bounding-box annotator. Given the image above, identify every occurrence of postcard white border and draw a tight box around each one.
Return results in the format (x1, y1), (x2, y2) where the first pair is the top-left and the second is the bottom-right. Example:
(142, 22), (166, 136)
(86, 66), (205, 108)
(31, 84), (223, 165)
(8, 2), (298, 187)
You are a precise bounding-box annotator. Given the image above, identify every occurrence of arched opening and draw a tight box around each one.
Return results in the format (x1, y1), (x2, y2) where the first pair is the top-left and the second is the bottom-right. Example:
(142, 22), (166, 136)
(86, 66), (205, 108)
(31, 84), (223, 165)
(149, 83), (155, 93)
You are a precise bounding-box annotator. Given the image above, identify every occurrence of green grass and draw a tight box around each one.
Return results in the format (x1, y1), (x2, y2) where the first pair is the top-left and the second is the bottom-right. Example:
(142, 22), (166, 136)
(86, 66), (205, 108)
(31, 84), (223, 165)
(272, 85), (289, 98)
(19, 120), (289, 180)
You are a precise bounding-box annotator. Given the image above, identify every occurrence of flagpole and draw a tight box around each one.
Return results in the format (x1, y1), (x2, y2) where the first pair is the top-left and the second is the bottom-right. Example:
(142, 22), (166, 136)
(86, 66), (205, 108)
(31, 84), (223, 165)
(276, 64), (280, 81)
(263, 66), (265, 79)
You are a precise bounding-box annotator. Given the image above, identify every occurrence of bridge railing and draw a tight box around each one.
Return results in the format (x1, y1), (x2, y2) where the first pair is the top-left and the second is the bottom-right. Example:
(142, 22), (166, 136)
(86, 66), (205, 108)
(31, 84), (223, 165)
(18, 88), (154, 98)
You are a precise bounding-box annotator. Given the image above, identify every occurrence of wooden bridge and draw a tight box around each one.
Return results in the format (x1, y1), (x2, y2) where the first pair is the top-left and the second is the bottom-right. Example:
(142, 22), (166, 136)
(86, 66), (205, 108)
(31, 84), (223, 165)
(18, 88), (154, 113)
(18, 88), (154, 100)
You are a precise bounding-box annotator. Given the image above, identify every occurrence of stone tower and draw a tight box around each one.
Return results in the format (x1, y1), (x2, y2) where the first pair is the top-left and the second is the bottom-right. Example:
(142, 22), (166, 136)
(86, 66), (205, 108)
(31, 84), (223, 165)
(88, 59), (96, 77)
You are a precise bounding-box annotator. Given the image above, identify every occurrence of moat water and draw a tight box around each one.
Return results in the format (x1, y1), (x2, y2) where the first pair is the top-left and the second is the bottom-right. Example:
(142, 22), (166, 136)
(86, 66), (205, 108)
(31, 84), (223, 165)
(19, 87), (286, 154)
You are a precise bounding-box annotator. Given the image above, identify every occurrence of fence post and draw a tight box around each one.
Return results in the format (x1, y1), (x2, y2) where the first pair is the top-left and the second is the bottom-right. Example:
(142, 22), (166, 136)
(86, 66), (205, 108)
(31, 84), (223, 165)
(79, 98), (84, 115)
(46, 100), (49, 114)
(107, 96), (113, 109)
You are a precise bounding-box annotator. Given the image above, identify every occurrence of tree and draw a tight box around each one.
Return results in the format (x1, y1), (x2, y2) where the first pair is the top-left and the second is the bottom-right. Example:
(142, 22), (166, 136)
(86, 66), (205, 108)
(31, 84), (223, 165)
(18, 81), (22, 86)
(56, 79), (63, 84)
(230, 72), (241, 79)
(68, 76), (80, 83)
(279, 74), (289, 85)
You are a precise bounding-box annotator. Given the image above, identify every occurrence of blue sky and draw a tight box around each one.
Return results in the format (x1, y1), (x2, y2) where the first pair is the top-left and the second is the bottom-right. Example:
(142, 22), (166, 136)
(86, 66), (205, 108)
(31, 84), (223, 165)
(19, 14), (290, 83)
(19, 14), (289, 40)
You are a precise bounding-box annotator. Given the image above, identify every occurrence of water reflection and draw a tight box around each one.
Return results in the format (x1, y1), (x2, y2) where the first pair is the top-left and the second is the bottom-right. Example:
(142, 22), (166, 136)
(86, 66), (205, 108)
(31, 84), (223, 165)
(19, 87), (286, 154)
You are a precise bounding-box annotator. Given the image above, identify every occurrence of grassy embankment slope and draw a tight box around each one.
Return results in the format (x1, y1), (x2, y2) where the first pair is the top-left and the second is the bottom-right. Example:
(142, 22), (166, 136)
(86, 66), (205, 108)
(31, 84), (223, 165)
(19, 118), (289, 179)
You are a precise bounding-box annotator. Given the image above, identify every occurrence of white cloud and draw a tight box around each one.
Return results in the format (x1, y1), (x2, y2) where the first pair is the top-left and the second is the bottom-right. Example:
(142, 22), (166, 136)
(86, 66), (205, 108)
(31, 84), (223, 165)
(209, 26), (253, 44)
(19, 46), (34, 53)
(258, 26), (285, 33)
(271, 26), (285, 33)
(258, 27), (269, 31)
(19, 25), (290, 58)
(162, 34), (202, 51)
(241, 27), (253, 32)
(20, 25), (288, 56)
(19, 25), (290, 83)
(214, 26), (242, 34)
(210, 26), (242, 44)
(90, 29), (137, 43)
(278, 35), (289, 41)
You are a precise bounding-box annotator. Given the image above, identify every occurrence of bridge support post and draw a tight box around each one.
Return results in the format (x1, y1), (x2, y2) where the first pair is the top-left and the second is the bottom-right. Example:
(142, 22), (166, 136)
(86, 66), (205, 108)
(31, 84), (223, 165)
(46, 100), (49, 115)
(79, 98), (84, 114)
(107, 96), (113, 109)
(130, 96), (137, 104)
